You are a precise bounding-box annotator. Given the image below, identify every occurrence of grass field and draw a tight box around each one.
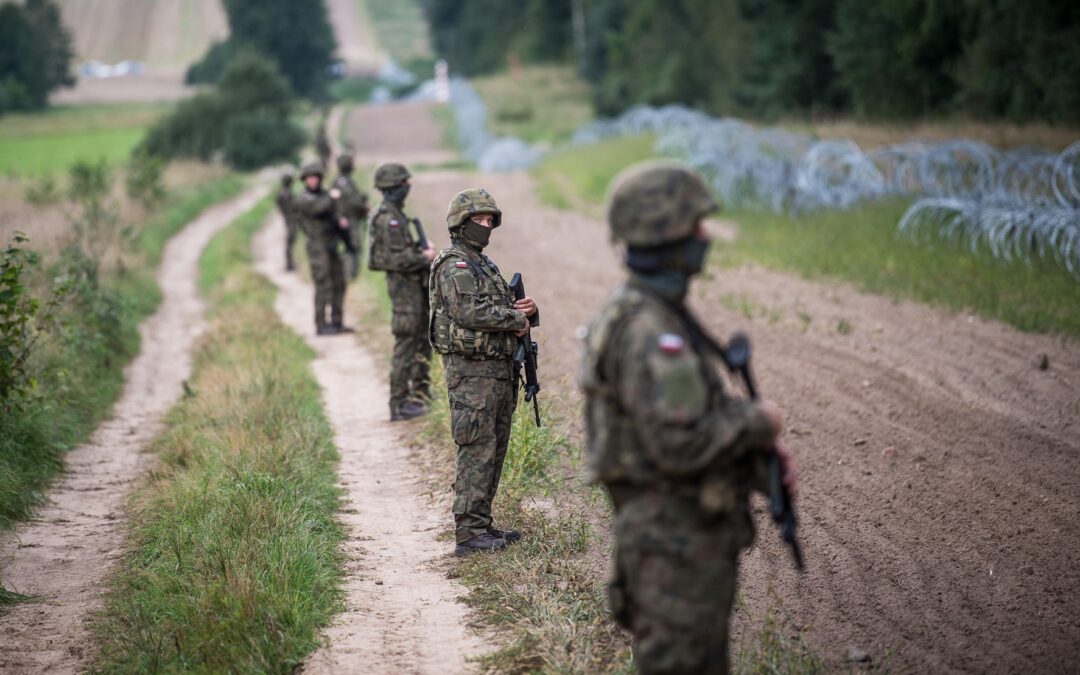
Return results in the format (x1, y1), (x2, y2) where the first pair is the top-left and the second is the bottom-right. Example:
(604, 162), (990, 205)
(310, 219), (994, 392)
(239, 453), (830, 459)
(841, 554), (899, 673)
(472, 65), (595, 146)
(362, 0), (432, 66)
(92, 198), (345, 672)
(531, 134), (656, 210)
(0, 104), (166, 177)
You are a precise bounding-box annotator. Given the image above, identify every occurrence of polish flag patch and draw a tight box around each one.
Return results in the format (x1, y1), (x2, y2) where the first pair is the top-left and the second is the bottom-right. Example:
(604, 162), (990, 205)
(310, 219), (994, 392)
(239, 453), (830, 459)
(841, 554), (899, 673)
(455, 261), (469, 268)
(658, 333), (685, 354)
(389, 219), (400, 227)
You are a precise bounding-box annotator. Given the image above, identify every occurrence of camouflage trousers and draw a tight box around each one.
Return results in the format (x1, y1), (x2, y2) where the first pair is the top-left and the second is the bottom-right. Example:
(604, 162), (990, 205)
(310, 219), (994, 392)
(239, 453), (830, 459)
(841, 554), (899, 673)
(285, 219), (299, 270)
(307, 240), (345, 328)
(387, 271), (431, 409)
(344, 223), (363, 279)
(446, 371), (517, 543)
(607, 487), (754, 674)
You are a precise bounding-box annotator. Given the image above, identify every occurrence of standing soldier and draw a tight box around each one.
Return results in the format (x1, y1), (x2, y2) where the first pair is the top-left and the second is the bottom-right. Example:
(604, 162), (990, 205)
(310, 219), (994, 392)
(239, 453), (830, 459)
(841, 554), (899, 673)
(429, 188), (539, 556)
(367, 163), (435, 420)
(295, 162), (353, 335)
(580, 162), (797, 673)
(275, 172), (298, 271)
(315, 119), (332, 171)
(332, 153), (369, 279)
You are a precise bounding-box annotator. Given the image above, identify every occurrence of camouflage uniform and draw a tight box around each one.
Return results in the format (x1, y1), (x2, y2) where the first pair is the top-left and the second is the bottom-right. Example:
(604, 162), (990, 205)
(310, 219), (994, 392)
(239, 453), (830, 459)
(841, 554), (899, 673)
(429, 189), (529, 551)
(581, 163), (774, 674)
(332, 154), (369, 279)
(275, 173), (298, 271)
(295, 163), (351, 333)
(368, 163), (432, 416)
(315, 120), (332, 170)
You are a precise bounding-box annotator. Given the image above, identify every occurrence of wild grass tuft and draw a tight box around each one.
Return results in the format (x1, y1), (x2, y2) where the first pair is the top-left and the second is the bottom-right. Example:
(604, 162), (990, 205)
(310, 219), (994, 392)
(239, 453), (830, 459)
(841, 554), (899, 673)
(92, 197), (344, 672)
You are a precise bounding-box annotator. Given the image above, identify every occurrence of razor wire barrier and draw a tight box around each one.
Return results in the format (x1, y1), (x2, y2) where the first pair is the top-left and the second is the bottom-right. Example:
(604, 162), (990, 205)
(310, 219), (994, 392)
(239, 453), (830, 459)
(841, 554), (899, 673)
(573, 105), (1080, 277)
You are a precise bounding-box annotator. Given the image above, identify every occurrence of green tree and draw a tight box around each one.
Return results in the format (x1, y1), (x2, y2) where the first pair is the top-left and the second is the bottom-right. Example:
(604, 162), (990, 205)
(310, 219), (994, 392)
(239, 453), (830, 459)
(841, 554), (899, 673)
(187, 0), (337, 100)
(0, 0), (73, 113)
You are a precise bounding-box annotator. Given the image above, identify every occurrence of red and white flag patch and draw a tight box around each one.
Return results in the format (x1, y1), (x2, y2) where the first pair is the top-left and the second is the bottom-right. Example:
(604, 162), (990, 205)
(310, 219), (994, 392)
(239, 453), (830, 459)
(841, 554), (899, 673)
(455, 261), (469, 268)
(658, 333), (685, 354)
(389, 219), (400, 227)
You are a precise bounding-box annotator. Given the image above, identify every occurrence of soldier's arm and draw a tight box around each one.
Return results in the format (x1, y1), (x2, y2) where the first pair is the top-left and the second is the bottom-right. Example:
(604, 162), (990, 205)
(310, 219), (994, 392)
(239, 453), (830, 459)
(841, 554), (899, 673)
(436, 262), (526, 331)
(614, 317), (774, 477)
(294, 191), (334, 217)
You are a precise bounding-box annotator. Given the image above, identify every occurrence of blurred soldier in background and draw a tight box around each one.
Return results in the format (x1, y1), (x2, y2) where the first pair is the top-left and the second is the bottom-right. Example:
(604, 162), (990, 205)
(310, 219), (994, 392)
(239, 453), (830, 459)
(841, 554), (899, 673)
(581, 162), (797, 673)
(429, 188), (538, 556)
(315, 119), (332, 170)
(331, 153), (369, 279)
(295, 162), (354, 335)
(367, 163), (435, 420)
(275, 172), (298, 271)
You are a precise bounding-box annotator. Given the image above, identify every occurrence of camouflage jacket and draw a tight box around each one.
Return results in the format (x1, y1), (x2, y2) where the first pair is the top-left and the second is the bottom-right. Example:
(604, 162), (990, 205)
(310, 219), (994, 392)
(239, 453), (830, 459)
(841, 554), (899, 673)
(580, 277), (772, 508)
(367, 201), (428, 273)
(275, 186), (295, 224)
(429, 239), (525, 378)
(332, 175), (369, 221)
(294, 188), (347, 250)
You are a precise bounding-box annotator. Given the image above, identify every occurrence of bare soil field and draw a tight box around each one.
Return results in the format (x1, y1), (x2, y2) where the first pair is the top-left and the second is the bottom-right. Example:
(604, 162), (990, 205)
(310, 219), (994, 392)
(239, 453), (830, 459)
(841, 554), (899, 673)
(0, 184), (266, 674)
(354, 101), (1080, 673)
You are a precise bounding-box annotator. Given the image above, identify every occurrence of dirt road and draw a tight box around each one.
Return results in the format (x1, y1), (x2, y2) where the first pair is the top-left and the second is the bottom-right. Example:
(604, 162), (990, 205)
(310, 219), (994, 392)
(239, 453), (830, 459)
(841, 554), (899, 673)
(252, 215), (483, 674)
(349, 101), (1080, 673)
(0, 184), (266, 673)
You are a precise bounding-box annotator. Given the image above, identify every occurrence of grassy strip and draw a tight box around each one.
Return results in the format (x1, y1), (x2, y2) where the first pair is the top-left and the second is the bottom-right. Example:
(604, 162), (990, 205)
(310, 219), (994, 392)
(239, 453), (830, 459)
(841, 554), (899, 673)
(92, 198), (344, 671)
(471, 65), (595, 146)
(531, 134), (1080, 338)
(362, 0), (432, 65)
(0, 176), (247, 536)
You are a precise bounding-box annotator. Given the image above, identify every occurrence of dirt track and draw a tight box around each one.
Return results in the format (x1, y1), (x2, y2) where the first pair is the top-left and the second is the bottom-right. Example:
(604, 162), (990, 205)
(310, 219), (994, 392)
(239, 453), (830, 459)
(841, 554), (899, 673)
(0, 184), (266, 674)
(349, 102), (1080, 673)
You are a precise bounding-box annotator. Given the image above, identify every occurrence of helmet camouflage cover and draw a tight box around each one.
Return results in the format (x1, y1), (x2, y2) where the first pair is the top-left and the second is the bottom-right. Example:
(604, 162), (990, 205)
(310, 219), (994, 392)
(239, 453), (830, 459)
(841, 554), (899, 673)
(606, 161), (718, 247)
(281, 172), (294, 186)
(374, 162), (411, 189)
(336, 153), (354, 172)
(446, 188), (502, 231)
(300, 162), (323, 179)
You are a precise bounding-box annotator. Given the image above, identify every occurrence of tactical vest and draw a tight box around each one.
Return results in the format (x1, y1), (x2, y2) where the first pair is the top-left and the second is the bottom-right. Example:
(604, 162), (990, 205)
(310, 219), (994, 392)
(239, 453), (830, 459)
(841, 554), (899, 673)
(429, 247), (518, 358)
(367, 203), (415, 271)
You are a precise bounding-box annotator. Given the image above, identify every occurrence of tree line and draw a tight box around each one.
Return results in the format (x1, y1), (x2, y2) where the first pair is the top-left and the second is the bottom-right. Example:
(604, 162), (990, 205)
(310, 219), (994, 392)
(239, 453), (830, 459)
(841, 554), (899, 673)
(421, 0), (1080, 124)
(0, 0), (73, 113)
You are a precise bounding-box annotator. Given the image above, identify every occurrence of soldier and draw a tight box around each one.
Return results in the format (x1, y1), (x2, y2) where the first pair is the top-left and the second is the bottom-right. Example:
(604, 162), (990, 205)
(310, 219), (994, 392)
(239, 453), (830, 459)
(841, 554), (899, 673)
(275, 172), (298, 271)
(315, 119), (332, 171)
(294, 162), (353, 335)
(580, 162), (797, 673)
(367, 163), (435, 420)
(429, 188), (539, 556)
(332, 153), (369, 279)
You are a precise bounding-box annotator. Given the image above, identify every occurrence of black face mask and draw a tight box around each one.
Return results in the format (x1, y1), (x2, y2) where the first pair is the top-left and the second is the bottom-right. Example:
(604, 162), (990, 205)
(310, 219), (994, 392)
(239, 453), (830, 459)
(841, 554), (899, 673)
(382, 184), (410, 204)
(626, 237), (711, 276)
(460, 220), (492, 250)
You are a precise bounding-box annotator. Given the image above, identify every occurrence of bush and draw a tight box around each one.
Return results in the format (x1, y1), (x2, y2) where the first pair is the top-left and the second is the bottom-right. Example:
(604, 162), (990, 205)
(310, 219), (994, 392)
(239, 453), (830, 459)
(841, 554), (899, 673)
(223, 110), (305, 170)
(125, 151), (167, 207)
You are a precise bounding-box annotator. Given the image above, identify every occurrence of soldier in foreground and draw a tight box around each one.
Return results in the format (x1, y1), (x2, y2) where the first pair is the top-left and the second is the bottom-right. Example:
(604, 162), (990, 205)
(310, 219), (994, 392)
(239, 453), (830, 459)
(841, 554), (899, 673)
(275, 172), (298, 271)
(367, 163), (435, 420)
(581, 162), (797, 673)
(429, 189), (538, 556)
(295, 163), (353, 335)
(331, 153), (369, 279)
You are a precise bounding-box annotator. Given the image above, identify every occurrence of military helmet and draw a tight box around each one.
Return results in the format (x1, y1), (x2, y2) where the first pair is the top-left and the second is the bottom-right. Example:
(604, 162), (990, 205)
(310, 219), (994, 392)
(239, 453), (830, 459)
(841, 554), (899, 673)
(299, 162), (323, 180)
(606, 161), (718, 247)
(374, 162), (410, 189)
(446, 188), (502, 231)
(280, 172), (294, 186)
(336, 153), (354, 172)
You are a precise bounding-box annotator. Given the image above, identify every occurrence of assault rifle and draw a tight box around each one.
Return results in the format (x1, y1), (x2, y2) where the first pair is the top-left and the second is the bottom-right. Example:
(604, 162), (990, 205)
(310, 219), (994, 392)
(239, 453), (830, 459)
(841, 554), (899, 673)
(411, 217), (429, 249)
(720, 332), (804, 571)
(508, 273), (541, 427)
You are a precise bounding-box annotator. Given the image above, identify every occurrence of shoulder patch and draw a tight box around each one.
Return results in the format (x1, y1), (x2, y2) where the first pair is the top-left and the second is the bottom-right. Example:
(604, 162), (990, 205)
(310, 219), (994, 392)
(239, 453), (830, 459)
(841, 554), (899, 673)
(455, 261), (469, 268)
(658, 333), (685, 355)
(389, 219), (400, 227)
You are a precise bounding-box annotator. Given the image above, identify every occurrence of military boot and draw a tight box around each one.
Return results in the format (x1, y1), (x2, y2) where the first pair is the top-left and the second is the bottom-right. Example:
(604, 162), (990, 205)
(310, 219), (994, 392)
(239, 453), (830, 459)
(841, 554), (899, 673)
(390, 400), (428, 422)
(454, 533), (507, 557)
(316, 324), (339, 336)
(488, 526), (521, 544)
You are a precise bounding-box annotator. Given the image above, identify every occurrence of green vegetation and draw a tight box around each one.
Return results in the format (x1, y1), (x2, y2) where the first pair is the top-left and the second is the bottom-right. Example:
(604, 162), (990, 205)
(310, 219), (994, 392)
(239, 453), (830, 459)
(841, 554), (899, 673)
(187, 0), (336, 100)
(531, 134), (655, 210)
(93, 197), (344, 672)
(0, 173), (245, 549)
(472, 65), (594, 145)
(0, 0), (73, 113)
(143, 52), (305, 170)
(364, 0), (433, 66)
(0, 104), (166, 177)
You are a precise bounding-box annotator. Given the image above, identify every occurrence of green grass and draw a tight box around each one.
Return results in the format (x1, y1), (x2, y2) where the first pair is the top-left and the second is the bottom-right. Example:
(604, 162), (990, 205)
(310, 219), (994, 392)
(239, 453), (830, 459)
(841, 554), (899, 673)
(531, 134), (656, 210)
(362, 0), (432, 66)
(92, 197), (345, 672)
(0, 104), (166, 177)
(472, 65), (595, 146)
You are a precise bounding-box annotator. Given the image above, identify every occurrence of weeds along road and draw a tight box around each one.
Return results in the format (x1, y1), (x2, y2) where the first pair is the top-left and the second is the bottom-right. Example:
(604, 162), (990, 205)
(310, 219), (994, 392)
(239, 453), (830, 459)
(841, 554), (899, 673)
(252, 210), (483, 674)
(346, 100), (1080, 672)
(0, 183), (268, 674)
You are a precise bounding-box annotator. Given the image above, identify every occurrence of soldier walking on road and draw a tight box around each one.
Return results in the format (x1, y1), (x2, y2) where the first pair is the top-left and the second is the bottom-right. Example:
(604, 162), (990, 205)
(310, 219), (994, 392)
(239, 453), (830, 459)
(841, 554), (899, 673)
(275, 172), (298, 271)
(332, 153), (369, 279)
(295, 162), (354, 336)
(315, 119), (332, 171)
(429, 188), (539, 556)
(367, 163), (435, 420)
(580, 162), (797, 673)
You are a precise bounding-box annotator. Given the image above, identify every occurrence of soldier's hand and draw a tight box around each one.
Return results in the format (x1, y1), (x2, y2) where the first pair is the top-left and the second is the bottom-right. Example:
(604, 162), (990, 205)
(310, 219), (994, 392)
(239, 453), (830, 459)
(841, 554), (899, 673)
(338, 216), (349, 229)
(422, 245), (436, 262)
(514, 296), (537, 317)
(329, 188), (342, 200)
(775, 441), (799, 498)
